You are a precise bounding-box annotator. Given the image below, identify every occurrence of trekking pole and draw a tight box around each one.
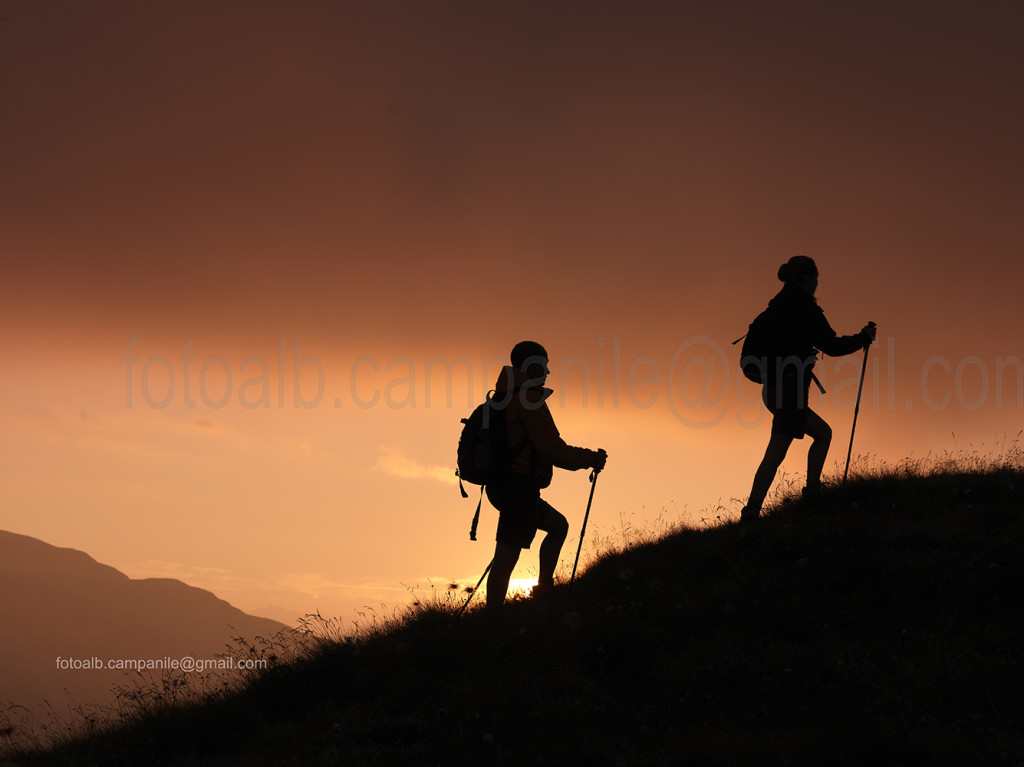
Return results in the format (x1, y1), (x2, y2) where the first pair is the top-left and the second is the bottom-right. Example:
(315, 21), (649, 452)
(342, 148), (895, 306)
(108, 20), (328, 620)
(570, 469), (600, 590)
(843, 323), (875, 484)
(457, 559), (492, 617)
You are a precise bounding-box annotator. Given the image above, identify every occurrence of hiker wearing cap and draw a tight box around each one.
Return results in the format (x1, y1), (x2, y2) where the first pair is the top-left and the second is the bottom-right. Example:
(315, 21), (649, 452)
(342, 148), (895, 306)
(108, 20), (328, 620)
(485, 341), (607, 611)
(741, 256), (876, 522)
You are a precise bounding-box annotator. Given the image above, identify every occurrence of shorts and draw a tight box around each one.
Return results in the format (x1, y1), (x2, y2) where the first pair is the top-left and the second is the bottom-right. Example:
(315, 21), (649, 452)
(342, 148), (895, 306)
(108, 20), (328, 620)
(763, 374), (812, 440)
(486, 475), (557, 550)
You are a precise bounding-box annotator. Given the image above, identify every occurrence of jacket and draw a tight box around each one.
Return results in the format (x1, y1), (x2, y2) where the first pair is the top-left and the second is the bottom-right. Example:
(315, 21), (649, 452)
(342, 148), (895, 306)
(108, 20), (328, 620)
(767, 283), (868, 371)
(492, 366), (598, 489)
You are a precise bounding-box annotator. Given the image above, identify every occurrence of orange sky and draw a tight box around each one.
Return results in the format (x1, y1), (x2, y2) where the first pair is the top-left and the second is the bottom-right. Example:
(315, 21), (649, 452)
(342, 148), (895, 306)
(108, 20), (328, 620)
(2, 1), (1022, 625)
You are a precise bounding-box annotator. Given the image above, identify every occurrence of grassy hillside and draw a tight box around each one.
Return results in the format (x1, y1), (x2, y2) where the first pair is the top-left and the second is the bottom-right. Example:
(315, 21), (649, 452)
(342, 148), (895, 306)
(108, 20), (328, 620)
(5, 459), (1023, 767)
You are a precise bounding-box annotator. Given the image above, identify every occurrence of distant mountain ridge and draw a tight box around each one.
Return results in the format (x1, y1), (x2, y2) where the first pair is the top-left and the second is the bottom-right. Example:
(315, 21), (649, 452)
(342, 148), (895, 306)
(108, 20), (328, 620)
(0, 530), (288, 714)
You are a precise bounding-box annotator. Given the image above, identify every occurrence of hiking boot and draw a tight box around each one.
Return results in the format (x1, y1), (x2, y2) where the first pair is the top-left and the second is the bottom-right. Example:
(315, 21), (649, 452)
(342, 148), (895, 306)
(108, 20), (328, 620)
(530, 581), (555, 600)
(739, 505), (761, 524)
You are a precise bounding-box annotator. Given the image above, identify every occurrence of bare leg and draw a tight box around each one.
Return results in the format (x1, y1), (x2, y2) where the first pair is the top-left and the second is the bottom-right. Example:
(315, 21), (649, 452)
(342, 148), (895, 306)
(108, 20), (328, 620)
(536, 506), (569, 586)
(486, 542), (521, 611)
(746, 432), (794, 515)
(804, 409), (832, 490)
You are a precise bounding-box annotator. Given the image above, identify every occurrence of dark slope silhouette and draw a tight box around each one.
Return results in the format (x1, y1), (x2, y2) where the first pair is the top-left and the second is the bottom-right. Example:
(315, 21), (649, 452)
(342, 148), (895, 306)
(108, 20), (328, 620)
(11, 464), (1023, 766)
(0, 530), (287, 713)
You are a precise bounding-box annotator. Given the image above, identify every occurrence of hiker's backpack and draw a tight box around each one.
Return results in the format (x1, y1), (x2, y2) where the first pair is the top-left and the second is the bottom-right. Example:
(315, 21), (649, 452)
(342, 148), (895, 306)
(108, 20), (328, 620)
(456, 393), (512, 540)
(736, 306), (783, 384)
(736, 307), (827, 394)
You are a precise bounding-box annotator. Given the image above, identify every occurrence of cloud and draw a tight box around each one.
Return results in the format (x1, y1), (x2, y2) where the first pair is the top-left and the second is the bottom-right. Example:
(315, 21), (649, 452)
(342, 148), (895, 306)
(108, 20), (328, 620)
(374, 446), (457, 485)
(121, 561), (413, 625)
(126, 559), (244, 586)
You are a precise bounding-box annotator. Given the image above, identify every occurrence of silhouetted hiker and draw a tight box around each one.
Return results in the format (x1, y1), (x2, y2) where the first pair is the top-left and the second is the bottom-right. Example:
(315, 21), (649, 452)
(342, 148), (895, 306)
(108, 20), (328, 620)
(740, 256), (876, 522)
(485, 341), (607, 612)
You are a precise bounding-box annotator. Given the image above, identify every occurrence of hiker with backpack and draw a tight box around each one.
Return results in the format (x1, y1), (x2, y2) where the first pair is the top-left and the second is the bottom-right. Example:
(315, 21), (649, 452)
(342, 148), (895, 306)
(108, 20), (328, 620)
(739, 256), (875, 522)
(481, 341), (607, 611)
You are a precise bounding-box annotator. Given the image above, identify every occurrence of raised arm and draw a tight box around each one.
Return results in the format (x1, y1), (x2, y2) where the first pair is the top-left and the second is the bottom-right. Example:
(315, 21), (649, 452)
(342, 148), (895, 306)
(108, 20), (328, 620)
(524, 402), (601, 471)
(810, 306), (874, 357)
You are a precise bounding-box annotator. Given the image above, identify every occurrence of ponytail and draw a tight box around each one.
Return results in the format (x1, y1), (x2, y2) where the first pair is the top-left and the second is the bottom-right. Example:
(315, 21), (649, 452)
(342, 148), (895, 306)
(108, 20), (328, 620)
(778, 255), (818, 284)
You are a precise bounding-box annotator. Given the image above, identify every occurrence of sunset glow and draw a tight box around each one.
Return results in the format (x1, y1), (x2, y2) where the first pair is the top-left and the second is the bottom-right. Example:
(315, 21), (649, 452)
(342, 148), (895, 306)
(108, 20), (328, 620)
(507, 579), (540, 598)
(2, 1), (1022, 633)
